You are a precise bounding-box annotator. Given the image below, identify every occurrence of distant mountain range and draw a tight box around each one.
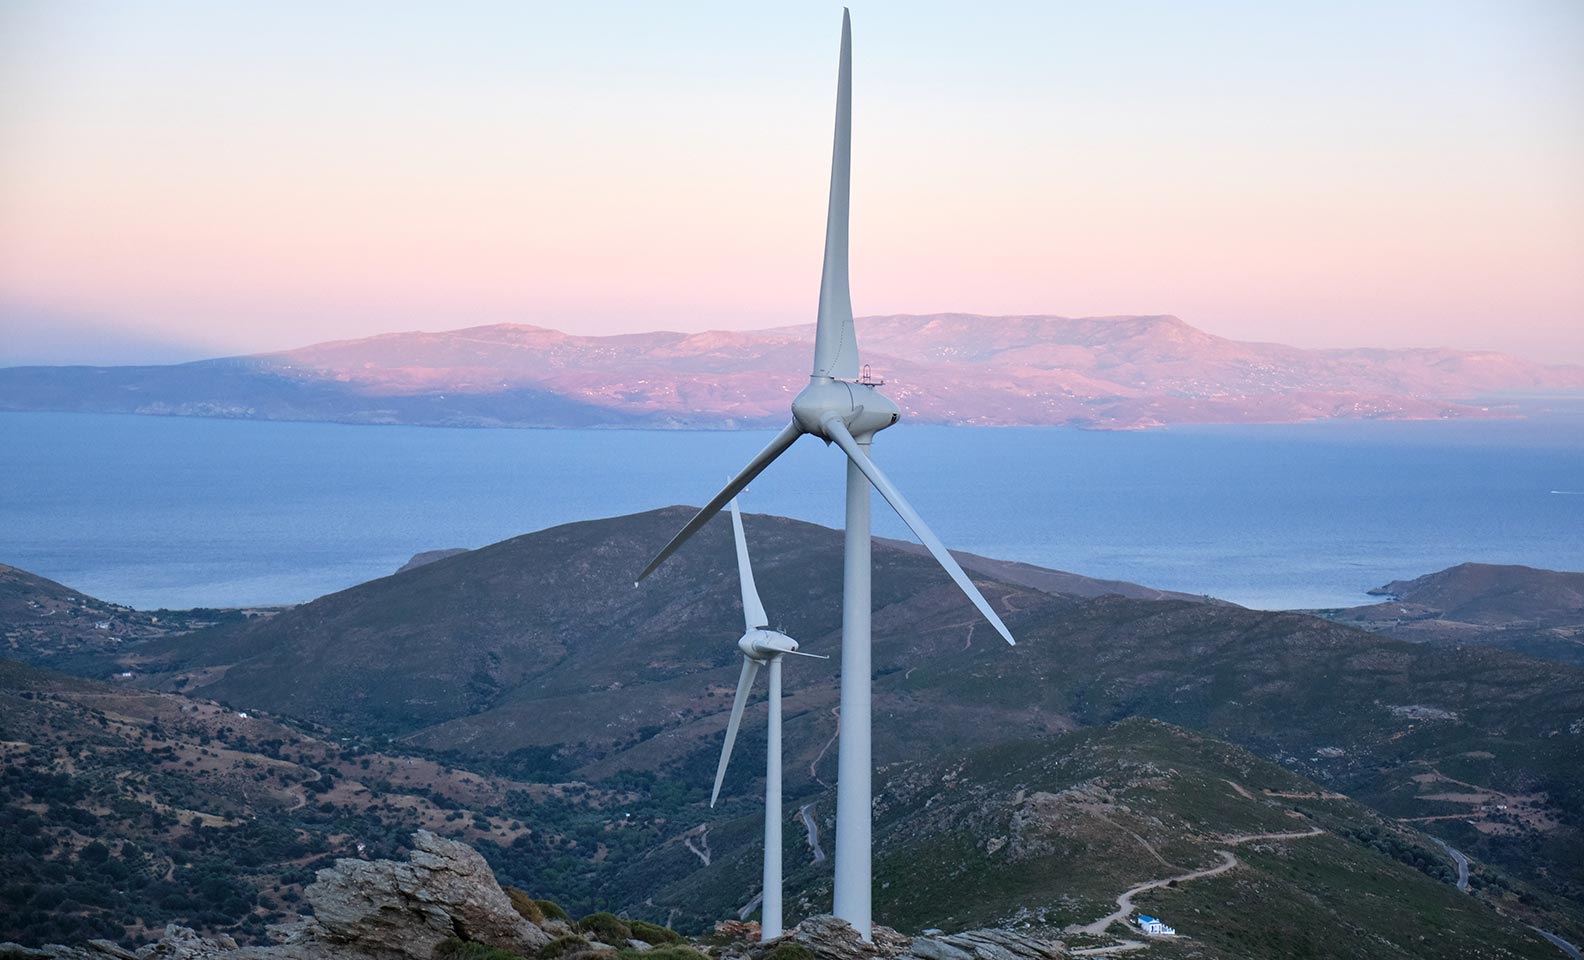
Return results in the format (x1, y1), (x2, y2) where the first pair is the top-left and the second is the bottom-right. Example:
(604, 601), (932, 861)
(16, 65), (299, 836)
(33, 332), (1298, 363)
(4, 314), (1581, 429)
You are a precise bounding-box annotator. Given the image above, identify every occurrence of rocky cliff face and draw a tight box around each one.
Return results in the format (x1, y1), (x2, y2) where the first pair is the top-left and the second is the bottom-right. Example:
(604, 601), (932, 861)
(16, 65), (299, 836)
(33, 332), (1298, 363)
(1, 832), (1068, 960)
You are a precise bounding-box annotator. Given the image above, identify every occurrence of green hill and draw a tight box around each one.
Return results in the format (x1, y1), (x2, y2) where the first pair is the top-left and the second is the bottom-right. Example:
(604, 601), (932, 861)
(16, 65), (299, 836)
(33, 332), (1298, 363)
(118, 509), (1584, 915)
(7, 654), (1576, 958)
(1309, 562), (1584, 666)
(616, 719), (1579, 959)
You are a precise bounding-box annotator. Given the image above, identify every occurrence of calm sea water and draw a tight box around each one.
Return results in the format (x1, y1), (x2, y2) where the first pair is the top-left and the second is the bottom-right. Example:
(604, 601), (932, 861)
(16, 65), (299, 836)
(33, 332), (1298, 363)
(2, 411), (1580, 611)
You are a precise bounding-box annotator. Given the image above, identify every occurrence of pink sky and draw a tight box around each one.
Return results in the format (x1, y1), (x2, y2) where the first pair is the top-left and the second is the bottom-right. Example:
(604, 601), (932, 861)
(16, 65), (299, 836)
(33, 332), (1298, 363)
(2, 2), (1581, 364)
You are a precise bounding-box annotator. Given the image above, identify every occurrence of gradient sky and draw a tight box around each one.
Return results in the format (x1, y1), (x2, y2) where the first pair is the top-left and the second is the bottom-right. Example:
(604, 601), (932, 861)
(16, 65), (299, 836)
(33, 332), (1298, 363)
(2, 0), (1581, 364)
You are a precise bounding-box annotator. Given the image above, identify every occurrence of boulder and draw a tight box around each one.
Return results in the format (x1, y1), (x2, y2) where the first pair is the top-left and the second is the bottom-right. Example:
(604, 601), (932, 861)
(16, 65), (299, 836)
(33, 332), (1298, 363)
(751, 916), (910, 960)
(296, 830), (551, 960)
(712, 921), (760, 944)
(745, 919), (1067, 960)
(902, 930), (1066, 960)
(143, 926), (240, 960)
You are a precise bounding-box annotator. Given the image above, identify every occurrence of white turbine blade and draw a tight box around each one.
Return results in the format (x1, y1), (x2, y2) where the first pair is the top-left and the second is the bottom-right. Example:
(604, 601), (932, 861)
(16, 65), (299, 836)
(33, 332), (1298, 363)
(810, 8), (860, 381)
(729, 497), (770, 631)
(824, 417), (1016, 645)
(711, 656), (761, 807)
(638, 421), (804, 582)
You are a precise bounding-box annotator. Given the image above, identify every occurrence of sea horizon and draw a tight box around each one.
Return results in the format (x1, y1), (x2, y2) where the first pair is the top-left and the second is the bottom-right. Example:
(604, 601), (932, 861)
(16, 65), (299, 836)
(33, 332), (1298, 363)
(3, 409), (1580, 612)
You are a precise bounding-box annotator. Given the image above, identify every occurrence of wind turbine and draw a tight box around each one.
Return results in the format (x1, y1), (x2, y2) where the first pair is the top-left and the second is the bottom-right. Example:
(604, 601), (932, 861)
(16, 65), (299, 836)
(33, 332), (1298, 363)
(709, 496), (825, 940)
(638, 10), (1015, 940)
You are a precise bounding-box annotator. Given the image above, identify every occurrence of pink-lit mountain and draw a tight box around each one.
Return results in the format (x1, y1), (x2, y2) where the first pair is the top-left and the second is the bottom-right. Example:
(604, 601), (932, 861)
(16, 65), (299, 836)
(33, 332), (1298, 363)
(4, 314), (1581, 429)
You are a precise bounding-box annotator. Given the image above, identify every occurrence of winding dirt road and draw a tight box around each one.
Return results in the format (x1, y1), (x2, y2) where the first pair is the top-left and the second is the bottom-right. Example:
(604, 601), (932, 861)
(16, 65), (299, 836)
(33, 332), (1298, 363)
(1076, 828), (1324, 936)
(809, 707), (840, 788)
(1432, 837), (1470, 892)
(799, 802), (827, 864)
(683, 824), (712, 867)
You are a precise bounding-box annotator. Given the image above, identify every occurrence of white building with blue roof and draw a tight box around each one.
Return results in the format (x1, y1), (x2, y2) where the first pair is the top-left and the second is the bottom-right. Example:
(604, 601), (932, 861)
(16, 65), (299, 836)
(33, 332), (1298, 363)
(1137, 915), (1176, 936)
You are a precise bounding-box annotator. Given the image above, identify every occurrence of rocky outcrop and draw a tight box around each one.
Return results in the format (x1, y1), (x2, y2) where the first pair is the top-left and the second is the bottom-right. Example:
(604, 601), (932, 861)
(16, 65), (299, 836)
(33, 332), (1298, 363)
(904, 929), (1066, 960)
(741, 916), (1065, 960)
(295, 830), (550, 958)
(0, 925), (240, 960)
(2, 832), (551, 960)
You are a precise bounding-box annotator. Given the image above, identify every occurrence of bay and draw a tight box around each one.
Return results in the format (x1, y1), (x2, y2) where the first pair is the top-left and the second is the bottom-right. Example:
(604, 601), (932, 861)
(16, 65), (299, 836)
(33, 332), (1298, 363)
(1, 411), (1579, 611)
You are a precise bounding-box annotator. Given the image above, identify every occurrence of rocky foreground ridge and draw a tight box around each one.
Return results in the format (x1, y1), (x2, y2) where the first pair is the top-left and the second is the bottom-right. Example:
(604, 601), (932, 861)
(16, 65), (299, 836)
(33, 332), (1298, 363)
(1, 832), (1068, 960)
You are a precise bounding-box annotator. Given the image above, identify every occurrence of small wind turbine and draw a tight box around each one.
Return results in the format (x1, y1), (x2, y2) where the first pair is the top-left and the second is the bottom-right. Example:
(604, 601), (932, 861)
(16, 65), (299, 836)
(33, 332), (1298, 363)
(638, 10), (1016, 941)
(709, 496), (825, 940)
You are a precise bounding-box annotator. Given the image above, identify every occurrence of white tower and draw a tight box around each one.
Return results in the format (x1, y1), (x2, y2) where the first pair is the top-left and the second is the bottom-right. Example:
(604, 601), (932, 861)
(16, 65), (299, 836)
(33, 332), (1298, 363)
(639, 11), (1015, 940)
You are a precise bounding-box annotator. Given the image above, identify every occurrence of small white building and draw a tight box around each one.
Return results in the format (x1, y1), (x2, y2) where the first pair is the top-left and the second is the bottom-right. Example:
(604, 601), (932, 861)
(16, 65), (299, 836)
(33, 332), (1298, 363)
(1137, 915), (1176, 937)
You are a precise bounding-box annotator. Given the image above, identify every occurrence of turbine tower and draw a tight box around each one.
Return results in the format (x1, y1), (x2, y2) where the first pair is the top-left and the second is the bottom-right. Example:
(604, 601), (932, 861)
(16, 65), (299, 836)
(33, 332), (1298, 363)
(710, 496), (826, 940)
(638, 10), (1015, 940)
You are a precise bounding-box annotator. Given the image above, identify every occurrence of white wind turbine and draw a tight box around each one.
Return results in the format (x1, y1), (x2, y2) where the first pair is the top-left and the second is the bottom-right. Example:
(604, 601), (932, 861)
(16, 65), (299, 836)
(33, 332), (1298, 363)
(638, 10), (1015, 940)
(709, 496), (826, 940)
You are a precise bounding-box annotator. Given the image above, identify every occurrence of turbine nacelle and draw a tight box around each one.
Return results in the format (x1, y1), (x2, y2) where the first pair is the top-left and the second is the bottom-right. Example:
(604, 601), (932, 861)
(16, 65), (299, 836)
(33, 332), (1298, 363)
(792, 376), (901, 442)
(740, 628), (799, 661)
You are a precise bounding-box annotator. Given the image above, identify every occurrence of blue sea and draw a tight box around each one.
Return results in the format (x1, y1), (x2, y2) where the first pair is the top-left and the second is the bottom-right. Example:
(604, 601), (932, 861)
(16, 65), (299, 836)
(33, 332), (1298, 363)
(2, 410), (1580, 611)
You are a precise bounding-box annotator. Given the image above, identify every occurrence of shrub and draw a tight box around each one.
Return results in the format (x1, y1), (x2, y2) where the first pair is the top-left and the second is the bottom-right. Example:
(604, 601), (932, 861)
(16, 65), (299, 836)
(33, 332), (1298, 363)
(434, 938), (528, 960)
(505, 887), (544, 924)
(538, 935), (592, 959)
(535, 899), (571, 922)
(763, 944), (813, 960)
(627, 920), (683, 945)
(576, 912), (631, 945)
(628, 947), (707, 960)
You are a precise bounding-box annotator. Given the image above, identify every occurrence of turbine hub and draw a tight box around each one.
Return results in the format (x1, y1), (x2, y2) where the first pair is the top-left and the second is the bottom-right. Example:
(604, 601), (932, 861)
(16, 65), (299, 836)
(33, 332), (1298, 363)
(741, 628), (798, 661)
(792, 377), (900, 442)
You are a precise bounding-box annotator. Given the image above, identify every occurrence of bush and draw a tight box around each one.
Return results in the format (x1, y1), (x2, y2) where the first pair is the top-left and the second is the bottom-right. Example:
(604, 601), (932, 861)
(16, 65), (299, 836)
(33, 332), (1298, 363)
(763, 944), (813, 960)
(534, 899), (570, 922)
(504, 887), (544, 924)
(434, 938), (527, 960)
(627, 920), (683, 946)
(576, 912), (631, 945)
(538, 935), (592, 959)
(627, 947), (707, 960)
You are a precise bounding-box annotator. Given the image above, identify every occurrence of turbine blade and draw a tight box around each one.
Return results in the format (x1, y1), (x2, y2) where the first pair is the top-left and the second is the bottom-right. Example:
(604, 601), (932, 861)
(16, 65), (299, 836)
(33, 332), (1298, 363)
(824, 417), (1016, 645)
(711, 657), (761, 807)
(729, 497), (770, 631)
(810, 9), (861, 381)
(638, 422), (804, 582)
(784, 649), (831, 660)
